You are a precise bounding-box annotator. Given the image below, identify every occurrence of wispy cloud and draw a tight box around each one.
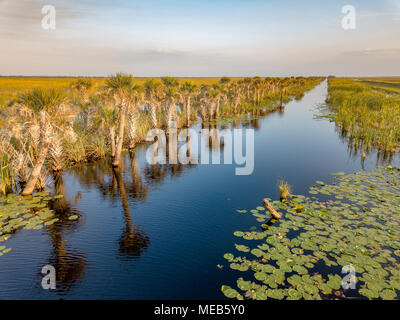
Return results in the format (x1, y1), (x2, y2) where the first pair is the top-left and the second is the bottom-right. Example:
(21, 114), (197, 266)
(0, 0), (399, 76)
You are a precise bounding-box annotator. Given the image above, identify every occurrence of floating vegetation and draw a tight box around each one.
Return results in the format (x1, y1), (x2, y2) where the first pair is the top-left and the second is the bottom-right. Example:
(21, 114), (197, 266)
(221, 167), (400, 300)
(0, 190), (62, 255)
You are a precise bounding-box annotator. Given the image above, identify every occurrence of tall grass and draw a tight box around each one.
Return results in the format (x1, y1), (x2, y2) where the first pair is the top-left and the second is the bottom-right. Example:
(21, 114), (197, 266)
(278, 180), (291, 200)
(0, 155), (14, 195)
(327, 78), (400, 154)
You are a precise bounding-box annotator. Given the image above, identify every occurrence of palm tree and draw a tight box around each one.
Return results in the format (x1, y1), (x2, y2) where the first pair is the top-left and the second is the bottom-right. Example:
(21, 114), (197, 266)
(227, 82), (242, 114)
(219, 77), (231, 85)
(126, 85), (144, 150)
(252, 77), (262, 105)
(70, 79), (94, 131)
(243, 77), (252, 100)
(144, 79), (162, 128)
(206, 86), (220, 121)
(92, 96), (119, 158)
(277, 78), (289, 106)
(105, 73), (134, 168)
(199, 84), (211, 126)
(161, 77), (180, 132)
(18, 88), (67, 195)
(211, 83), (224, 118)
(180, 81), (197, 128)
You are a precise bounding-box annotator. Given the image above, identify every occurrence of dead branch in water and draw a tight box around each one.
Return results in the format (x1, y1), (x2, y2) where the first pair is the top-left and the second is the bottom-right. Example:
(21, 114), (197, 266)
(263, 199), (282, 220)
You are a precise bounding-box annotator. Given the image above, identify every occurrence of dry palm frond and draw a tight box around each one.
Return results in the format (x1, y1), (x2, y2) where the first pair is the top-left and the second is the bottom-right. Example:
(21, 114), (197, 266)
(13, 102), (34, 119)
(35, 169), (52, 191)
(150, 104), (158, 128)
(11, 151), (30, 184)
(0, 134), (12, 155)
(27, 123), (41, 149)
(65, 122), (78, 142)
(49, 133), (65, 171)
(0, 135), (28, 184)
(39, 112), (53, 145)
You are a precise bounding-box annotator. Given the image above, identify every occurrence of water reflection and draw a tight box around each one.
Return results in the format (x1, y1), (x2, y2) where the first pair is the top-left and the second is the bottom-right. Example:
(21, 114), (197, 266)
(70, 154), (152, 262)
(44, 172), (86, 293)
(4, 80), (400, 299)
(128, 151), (149, 200)
(316, 102), (398, 166)
(46, 89), (398, 294)
(112, 166), (150, 261)
(334, 126), (397, 166)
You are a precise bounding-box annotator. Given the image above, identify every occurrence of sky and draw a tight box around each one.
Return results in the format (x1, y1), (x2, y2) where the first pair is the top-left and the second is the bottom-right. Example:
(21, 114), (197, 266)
(0, 0), (399, 77)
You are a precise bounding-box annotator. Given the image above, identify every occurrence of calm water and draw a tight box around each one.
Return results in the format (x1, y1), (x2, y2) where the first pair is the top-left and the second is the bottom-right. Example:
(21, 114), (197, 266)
(1, 80), (399, 299)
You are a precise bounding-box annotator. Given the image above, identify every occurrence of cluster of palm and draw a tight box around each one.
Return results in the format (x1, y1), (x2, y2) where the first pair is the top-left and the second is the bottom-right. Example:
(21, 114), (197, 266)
(0, 74), (320, 196)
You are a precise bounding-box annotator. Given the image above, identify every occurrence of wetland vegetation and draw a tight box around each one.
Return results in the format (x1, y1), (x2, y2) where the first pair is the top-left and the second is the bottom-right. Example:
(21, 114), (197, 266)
(221, 167), (400, 300)
(0, 75), (321, 196)
(1, 76), (399, 300)
(0, 75), (321, 252)
(323, 78), (400, 154)
(219, 78), (400, 300)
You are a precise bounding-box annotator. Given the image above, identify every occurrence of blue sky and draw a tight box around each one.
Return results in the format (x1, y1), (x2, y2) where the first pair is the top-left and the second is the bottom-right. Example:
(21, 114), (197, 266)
(0, 0), (399, 76)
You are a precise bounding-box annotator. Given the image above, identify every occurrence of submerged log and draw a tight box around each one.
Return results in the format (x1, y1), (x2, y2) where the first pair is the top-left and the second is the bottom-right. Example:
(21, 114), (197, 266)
(263, 199), (282, 220)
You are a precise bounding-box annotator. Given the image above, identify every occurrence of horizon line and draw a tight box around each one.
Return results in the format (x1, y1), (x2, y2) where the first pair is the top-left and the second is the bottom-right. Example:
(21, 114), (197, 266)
(1, 75), (400, 79)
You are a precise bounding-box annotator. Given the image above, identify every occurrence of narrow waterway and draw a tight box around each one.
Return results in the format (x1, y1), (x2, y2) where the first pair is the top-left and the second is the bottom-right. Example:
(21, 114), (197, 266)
(0, 80), (398, 299)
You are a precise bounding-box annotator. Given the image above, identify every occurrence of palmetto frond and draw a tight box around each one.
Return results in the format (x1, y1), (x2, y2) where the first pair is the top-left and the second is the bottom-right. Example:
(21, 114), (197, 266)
(105, 74), (133, 95)
(94, 105), (119, 129)
(105, 74), (134, 108)
(181, 81), (197, 93)
(144, 79), (162, 95)
(11, 150), (30, 184)
(48, 133), (65, 172)
(161, 76), (178, 88)
(18, 88), (67, 113)
(35, 168), (52, 191)
(71, 78), (93, 92)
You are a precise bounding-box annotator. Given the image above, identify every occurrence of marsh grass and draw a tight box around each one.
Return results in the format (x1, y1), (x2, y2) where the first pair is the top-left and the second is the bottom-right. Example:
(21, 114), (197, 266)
(279, 180), (291, 200)
(0, 156), (14, 195)
(327, 78), (400, 154)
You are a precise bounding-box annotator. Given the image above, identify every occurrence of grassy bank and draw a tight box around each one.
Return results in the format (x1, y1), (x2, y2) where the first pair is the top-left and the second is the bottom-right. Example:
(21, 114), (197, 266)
(326, 78), (400, 154)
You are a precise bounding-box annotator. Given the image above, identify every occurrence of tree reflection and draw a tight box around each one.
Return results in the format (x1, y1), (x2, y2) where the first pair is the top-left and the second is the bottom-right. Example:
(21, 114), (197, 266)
(43, 171), (86, 293)
(129, 150), (149, 200)
(35, 101), (310, 294)
(112, 166), (150, 261)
